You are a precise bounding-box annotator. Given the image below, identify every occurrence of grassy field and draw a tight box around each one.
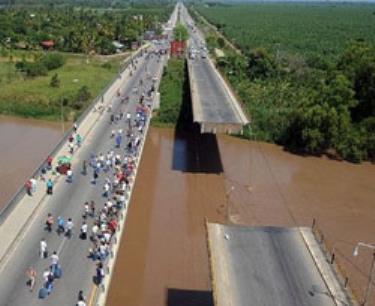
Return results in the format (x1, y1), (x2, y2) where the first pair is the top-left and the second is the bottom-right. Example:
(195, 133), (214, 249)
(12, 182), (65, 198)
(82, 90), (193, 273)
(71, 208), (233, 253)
(0, 50), (127, 120)
(196, 3), (375, 61)
(152, 58), (185, 127)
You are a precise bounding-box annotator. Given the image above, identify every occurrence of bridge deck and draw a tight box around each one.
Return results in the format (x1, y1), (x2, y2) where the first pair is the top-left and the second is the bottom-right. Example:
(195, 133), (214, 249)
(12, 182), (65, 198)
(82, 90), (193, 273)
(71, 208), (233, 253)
(207, 223), (345, 306)
(183, 6), (249, 134)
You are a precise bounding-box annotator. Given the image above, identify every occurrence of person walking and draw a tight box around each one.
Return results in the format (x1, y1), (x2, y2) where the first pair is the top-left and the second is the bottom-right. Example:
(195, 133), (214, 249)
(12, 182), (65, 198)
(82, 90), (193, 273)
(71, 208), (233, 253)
(103, 183), (110, 198)
(57, 216), (65, 235)
(67, 169), (73, 183)
(46, 179), (53, 195)
(69, 142), (74, 154)
(26, 266), (36, 292)
(50, 251), (59, 269)
(80, 221), (88, 240)
(78, 290), (86, 302)
(40, 238), (48, 259)
(45, 213), (54, 232)
(76, 133), (82, 147)
(25, 179), (32, 196)
(66, 218), (74, 238)
(95, 262), (104, 285)
(76, 290), (86, 305)
(30, 176), (37, 194)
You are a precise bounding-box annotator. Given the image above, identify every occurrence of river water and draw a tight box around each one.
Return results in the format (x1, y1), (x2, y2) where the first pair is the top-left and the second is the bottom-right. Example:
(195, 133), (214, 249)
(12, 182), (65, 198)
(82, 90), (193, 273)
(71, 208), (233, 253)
(107, 127), (375, 306)
(0, 118), (374, 304)
(0, 116), (62, 207)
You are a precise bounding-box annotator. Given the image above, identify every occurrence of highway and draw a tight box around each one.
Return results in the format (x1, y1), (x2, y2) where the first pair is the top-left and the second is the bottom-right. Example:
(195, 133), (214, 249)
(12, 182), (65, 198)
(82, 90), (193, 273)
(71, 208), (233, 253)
(180, 4), (249, 133)
(0, 8), (177, 304)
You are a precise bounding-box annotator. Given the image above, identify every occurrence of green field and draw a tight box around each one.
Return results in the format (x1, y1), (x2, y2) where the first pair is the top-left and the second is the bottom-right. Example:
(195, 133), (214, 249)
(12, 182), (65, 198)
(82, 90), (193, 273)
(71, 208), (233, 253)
(196, 3), (375, 61)
(0, 51), (127, 120)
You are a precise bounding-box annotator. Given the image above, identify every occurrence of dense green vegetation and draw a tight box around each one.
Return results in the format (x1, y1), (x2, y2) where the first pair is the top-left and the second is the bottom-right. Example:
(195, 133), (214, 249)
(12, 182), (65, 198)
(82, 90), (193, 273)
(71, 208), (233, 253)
(0, 5), (172, 54)
(196, 3), (375, 61)
(152, 58), (185, 126)
(193, 3), (375, 162)
(0, 51), (127, 120)
(173, 23), (189, 42)
(0, 0), (174, 8)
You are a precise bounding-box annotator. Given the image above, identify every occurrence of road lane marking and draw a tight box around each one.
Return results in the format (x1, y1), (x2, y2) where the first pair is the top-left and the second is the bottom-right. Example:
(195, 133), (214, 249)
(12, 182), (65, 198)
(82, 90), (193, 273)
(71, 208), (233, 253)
(88, 284), (97, 306)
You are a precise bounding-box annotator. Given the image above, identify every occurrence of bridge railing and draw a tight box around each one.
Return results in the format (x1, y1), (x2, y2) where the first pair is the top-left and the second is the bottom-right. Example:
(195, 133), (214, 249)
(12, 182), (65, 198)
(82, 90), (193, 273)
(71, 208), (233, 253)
(0, 45), (148, 226)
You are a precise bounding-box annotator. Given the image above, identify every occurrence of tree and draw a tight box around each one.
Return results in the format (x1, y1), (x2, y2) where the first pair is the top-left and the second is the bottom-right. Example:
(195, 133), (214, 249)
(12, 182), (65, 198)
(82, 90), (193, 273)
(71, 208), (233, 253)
(76, 86), (91, 102)
(217, 37), (225, 49)
(173, 23), (188, 42)
(50, 73), (60, 88)
(247, 48), (276, 80)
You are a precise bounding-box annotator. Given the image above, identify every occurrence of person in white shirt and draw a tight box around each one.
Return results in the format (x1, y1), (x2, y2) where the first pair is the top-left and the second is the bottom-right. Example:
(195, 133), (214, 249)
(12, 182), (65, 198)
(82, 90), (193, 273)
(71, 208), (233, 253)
(67, 169), (73, 183)
(81, 221), (88, 240)
(40, 238), (47, 259)
(66, 218), (74, 238)
(51, 251), (59, 266)
(30, 177), (37, 194)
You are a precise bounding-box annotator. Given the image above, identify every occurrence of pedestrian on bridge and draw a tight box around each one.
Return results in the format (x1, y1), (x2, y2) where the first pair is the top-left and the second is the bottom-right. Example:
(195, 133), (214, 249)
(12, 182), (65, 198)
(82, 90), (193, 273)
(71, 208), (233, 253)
(50, 251), (59, 268)
(67, 169), (73, 183)
(26, 266), (36, 292)
(40, 238), (48, 259)
(30, 176), (37, 194)
(80, 221), (88, 240)
(46, 179), (53, 195)
(25, 179), (32, 196)
(77, 290), (86, 306)
(57, 216), (65, 235)
(45, 213), (54, 232)
(95, 262), (104, 285)
(66, 218), (74, 238)
(76, 133), (82, 147)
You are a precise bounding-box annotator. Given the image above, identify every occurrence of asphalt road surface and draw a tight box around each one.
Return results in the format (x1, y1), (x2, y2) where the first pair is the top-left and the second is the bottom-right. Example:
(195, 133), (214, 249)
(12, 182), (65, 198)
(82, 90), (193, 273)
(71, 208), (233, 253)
(208, 224), (338, 306)
(181, 4), (246, 125)
(0, 45), (164, 306)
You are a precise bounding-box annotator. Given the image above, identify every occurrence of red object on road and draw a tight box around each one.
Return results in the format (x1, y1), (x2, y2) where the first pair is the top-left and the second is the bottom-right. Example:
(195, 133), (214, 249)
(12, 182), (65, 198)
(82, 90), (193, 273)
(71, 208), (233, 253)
(170, 40), (185, 56)
(47, 156), (53, 167)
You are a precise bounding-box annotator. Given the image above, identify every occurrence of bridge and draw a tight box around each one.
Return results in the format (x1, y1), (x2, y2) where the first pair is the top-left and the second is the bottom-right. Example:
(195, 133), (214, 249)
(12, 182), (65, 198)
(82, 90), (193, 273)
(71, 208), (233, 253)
(180, 4), (249, 134)
(0, 5), (178, 306)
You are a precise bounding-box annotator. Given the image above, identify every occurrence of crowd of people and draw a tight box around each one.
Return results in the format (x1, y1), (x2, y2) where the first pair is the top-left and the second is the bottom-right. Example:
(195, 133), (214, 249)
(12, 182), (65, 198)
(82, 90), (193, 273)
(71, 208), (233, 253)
(24, 48), (158, 305)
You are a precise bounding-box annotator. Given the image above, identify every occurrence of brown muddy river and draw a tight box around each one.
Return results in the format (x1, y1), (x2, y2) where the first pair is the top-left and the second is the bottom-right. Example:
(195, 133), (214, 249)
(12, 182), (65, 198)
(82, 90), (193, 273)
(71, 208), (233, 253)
(107, 127), (375, 306)
(0, 118), (374, 304)
(0, 116), (62, 207)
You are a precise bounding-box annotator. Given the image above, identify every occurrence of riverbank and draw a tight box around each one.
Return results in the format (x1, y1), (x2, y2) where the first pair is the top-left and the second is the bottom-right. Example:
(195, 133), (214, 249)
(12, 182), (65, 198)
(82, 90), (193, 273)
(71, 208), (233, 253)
(106, 127), (375, 305)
